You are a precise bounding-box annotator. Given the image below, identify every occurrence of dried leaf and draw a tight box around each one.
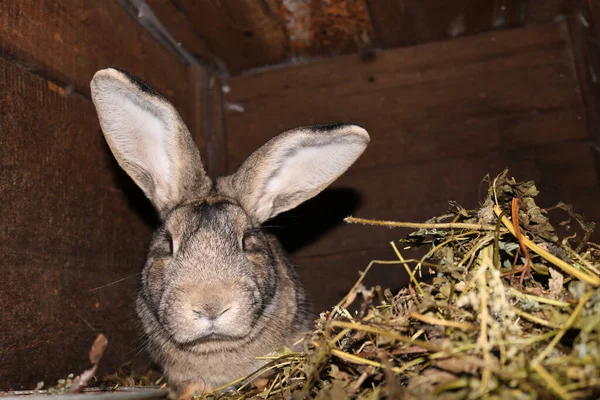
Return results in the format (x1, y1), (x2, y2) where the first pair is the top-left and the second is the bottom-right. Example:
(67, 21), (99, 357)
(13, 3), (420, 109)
(548, 268), (564, 298)
(67, 365), (97, 393)
(89, 333), (108, 365)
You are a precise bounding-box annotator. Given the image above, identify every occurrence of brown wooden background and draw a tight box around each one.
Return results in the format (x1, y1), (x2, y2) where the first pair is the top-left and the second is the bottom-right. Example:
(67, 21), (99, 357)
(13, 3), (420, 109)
(1, 0), (600, 391)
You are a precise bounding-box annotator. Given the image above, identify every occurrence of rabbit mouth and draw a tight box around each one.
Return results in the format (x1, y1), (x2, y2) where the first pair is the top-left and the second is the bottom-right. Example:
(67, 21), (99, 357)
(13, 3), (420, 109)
(161, 318), (250, 346)
(172, 331), (247, 347)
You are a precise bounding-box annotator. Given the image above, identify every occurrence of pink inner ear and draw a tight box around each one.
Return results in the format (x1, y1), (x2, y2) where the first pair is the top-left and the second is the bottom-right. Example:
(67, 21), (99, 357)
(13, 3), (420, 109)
(97, 85), (173, 197)
(231, 125), (368, 224)
(254, 196), (274, 222)
(154, 178), (172, 208)
(250, 141), (364, 221)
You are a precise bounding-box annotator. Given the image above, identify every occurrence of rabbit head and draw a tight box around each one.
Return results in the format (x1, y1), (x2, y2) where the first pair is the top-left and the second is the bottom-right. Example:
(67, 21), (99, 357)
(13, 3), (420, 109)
(90, 68), (369, 389)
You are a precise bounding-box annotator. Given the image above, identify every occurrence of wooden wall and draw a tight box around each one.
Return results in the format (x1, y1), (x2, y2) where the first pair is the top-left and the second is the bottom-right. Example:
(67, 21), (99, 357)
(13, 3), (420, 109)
(0, 0), (208, 390)
(223, 21), (600, 310)
(570, 0), (600, 160)
(141, 0), (577, 75)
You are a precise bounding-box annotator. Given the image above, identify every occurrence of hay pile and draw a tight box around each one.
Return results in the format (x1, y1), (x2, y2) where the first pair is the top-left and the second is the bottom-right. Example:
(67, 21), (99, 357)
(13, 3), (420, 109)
(205, 171), (600, 400)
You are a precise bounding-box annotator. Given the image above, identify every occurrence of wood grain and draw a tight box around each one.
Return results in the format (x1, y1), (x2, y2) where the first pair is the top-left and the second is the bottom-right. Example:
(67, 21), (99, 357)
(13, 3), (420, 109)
(145, 0), (216, 68)
(590, 0), (600, 40)
(266, 0), (374, 58)
(189, 65), (228, 178)
(0, 57), (153, 391)
(526, 0), (576, 24)
(0, 0), (194, 125)
(172, 0), (288, 74)
(367, 0), (527, 48)
(568, 1), (600, 153)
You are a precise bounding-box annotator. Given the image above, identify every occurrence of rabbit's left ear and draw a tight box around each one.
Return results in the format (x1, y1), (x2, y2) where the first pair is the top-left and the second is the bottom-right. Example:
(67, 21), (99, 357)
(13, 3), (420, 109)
(226, 124), (369, 223)
(91, 68), (211, 216)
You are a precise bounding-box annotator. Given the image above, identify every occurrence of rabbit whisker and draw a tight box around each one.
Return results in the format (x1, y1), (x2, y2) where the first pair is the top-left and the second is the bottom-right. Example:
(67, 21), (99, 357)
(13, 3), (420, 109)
(88, 274), (141, 292)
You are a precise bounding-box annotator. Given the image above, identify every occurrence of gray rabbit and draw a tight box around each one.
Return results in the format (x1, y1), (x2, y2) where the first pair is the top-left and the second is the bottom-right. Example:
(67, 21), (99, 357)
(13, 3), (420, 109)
(90, 68), (369, 393)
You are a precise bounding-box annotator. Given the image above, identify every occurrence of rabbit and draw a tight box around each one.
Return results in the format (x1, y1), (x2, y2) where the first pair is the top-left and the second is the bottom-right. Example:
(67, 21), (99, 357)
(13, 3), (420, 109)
(90, 67), (369, 393)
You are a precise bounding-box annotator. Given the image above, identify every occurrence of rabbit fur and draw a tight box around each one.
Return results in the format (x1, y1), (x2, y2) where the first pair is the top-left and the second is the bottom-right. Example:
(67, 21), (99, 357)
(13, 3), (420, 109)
(90, 68), (369, 391)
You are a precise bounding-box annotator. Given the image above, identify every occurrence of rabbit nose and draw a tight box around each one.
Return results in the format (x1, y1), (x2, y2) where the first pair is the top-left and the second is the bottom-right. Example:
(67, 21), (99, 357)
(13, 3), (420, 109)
(193, 303), (231, 321)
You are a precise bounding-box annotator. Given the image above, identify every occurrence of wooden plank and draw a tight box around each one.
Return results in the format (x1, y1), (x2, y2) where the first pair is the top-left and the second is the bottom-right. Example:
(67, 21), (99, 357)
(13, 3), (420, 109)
(367, 0), (527, 48)
(265, 0), (374, 58)
(189, 65), (228, 178)
(364, 0), (405, 48)
(145, 0), (217, 68)
(172, 0), (288, 74)
(590, 0), (600, 40)
(0, 0), (194, 125)
(223, 21), (572, 102)
(526, 0), (576, 24)
(225, 21), (572, 101)
(568, 1), (600, 153)
(224, 22), (583, 171)
(0, 58), (153, 390)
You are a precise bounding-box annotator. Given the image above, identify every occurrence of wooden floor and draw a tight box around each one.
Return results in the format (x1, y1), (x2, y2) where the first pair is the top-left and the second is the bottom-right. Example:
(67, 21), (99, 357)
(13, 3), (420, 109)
(224, 22), (600, 312)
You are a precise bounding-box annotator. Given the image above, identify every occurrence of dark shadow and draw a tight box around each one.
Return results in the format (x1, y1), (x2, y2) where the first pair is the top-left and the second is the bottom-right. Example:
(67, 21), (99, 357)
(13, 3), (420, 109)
(264, 187), (362, 254)
(100, 137), (159, 229)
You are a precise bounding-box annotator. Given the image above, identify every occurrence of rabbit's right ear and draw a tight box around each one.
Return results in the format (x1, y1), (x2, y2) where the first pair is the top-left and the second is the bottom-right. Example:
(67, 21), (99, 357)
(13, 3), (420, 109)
(91, 68), (211, 216)
(226, 124), (369, 223)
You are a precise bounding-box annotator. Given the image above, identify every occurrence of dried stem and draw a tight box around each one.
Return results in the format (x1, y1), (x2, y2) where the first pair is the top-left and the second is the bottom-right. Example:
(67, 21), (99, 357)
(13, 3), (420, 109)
(494, 206), (600, 286)
(345, 216), (501, 231)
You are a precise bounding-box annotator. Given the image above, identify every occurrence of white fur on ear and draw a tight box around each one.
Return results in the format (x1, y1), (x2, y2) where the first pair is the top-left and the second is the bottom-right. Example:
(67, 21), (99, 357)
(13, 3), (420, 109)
(229, 124), (369, 222)
(101, 89), (172, 201)
(91, 68), (209, 215)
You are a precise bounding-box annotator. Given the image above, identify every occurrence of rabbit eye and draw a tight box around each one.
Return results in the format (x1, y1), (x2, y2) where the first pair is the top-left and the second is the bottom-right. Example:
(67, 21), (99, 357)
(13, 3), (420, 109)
(241, 234), (251, 252)
(242, 231), (259, 252)
(165, 232), (174, 255)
